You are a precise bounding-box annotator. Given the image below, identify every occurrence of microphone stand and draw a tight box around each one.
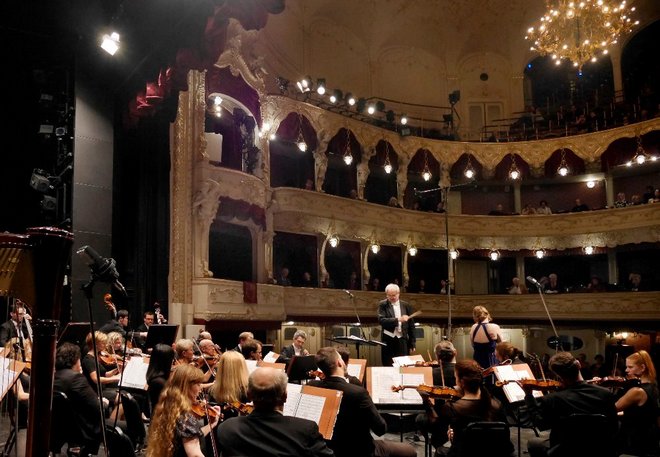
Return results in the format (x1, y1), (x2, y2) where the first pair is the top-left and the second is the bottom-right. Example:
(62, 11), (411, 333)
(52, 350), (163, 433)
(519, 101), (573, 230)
(529, 280), (560, 352)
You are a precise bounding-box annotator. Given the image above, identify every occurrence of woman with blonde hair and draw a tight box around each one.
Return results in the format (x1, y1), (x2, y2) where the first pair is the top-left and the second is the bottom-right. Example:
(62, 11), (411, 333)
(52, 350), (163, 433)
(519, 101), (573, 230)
(615, 350), (659, 456)
(209, 351), (249, 414)
(470, 306), (502, 370)
(147, 364), (220, 457)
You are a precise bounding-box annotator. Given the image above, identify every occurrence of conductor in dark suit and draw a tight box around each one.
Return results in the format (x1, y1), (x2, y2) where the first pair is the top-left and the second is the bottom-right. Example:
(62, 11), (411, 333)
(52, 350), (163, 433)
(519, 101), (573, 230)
(216, 367), (334, 457)
(377, 283), (416, 366)
(309, 347), (416, 457)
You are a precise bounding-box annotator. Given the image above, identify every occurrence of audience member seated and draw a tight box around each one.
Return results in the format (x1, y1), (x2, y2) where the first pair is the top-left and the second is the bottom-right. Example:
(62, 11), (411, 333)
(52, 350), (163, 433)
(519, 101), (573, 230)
(536, 200), (552, 215)
(570, 198), (589, 212)
(488, 203), (507, 216)
(439, 279), (451, 295)
(614, 192), (629, 208)
(216, 367), (334, 457)
(628, 272), (645, 291)
(349, 189), (359, 199)
(369, 277), (381, 291)
(299, 271), (315, 287)
(309, 347), (416, 457)
(654, 188), (660, 203)
(348, 271), (359, 290)
(304, 178), (314, 191)
(508, 277), (528, 295)
(434, 200), (446, 213)
(544, 273), (561, 294)
(277, 267), (292, 286)
(428, 359), (513, 456)
(388, 196), (402, 208)
(586, 276), (606, 292)
(523, 352), (618, 457)
(630, 193), (643, 205)
(521, 203), (536, 215)
(417, 279), (426, 293)
(643, 185), (655, 204)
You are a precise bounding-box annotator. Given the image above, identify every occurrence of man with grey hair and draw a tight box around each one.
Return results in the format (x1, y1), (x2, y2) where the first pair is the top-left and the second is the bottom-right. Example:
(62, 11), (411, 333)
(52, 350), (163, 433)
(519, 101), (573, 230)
(377, 283), (416, 365)
(233, 331), (254, 352)
(279, 330), (310, 364)
(216, 367), (334, 457)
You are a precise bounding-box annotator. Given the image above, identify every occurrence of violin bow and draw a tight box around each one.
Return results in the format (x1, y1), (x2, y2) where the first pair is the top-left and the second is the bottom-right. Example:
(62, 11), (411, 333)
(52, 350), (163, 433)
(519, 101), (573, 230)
(199, 392), (220, 457)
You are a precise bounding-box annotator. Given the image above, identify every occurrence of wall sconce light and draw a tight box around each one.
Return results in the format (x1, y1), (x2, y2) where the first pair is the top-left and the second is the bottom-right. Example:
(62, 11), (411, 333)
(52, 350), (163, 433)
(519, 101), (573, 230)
(328, 235), (339, 248)
(534, 249), (546, 259)
(422, 150), (432, 181)
(343, 129), (354, 165)
(583, 246), (594, 255)
(586, 180), (596, 189)
(489, 249), (501, 261)
(383, 142), (393, 174)
(100, 31), (120, 55)
(557, 148), (569, 176)
(296, 113), (307, 152)
(508, 154), (521, 180)
(464, 154), (475, 179)
(408, 246), (418, 256)
(449, 249), (459, 260)
(370, 243), (380, 254)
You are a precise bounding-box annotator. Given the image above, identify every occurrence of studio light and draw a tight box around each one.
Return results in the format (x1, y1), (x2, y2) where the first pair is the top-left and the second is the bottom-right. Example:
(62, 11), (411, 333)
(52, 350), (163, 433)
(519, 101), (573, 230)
(30, 169), (52, 193)
(346, 94), (356, 106)
(367, 105), (376, 115)
(296, 77), (311, 93)
(100, 32), (120, 56)
(489, 250), (501, 261)
(40, 195), (58, 212)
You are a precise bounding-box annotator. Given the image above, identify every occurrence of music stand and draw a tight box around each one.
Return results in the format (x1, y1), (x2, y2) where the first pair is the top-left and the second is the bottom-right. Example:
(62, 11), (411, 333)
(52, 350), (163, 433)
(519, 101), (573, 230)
(144, 324), (179, 350)
(261, 343), (275, 359)
(286, 355), (318, 382)
(330, 335), (385, 359)
(58, 322), (92, 348)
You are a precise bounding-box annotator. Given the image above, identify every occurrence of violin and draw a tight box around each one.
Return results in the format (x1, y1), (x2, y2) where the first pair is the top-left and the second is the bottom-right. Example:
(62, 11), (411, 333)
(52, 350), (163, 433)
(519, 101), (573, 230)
(191, 401), (220, 419)
(99, 351), (121, 367)
(407, 360), (439, 368)
(104, 293), (117, 319)
(223, 401), (254, 416)
(392, 384), (462, 400)
(587, 376), (641, 389)
(482, 359), (512, 377)
(495, 379), (562, 391)
(307, 370), (325, 379)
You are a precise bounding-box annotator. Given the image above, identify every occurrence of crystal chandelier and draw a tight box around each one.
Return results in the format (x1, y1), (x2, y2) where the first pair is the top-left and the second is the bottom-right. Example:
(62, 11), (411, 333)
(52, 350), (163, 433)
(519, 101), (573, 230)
(525, 0), (639, 71)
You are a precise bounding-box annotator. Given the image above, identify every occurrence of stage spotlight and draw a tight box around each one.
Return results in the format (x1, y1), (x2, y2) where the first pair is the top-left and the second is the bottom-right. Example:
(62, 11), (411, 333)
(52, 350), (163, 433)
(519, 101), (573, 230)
(356, 98), (366, 113)
(100, 32), (120, 56)
(316, 78), (326, 95)
(346, 94), (356, 106)
(40, 195), (58, 212)
(400, 115), (408, 125)
(367, 105), (376, 115)
(30, 169), (52, 193)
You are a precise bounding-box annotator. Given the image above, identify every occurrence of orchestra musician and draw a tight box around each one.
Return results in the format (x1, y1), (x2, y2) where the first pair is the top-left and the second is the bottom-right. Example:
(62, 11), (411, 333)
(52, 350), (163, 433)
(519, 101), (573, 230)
(336, 346), (362, 386)
(146, 343), (176, 412)
(146, 364), (221, 457)
(377, 283), (416, 366)
(232, 331), (254, 353)
(240, 339), (263, 361)
(0, 301), (31, 351)
(208, 351), (249, 418)
(309, 347), (417, 457)
(135, 311), (156, 351)
(176, 338), (213, 383)
(522, 352), (618, 457)
(278, 330), (309, 365)
(613, 350), (660, 456)
(81, 331), (121, 407)
(470, 306), (502, 370)
(216, 367), (334, 457)
(427, 359), (513, 456)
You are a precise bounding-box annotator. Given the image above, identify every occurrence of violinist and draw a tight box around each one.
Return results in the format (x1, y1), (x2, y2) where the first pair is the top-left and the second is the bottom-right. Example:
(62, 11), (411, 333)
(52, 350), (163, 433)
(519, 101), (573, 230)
(613, 350), (660, 456)
(241, 339), (263, 362)
(208, 351), (249, 419)
(146, 364), (221, 457)
(430, 359), (512, 456)
(308, 347), (417, 457)
(176, 338), (214, 383)
(336, 346), (362, 386)
(82, 331), (121, 406)
(522, 352), (618, 457)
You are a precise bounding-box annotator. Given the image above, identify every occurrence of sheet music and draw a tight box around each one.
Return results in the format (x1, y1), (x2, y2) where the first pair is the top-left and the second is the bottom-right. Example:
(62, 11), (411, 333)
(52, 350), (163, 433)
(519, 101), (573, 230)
(0, 357), (22, 401)
(262, 351), (279, 363)
(245, 359), (258, 374)
(283, 383), (303, 416)
(400, 373), (425, 402)
(294, 393), (326, 424)
(119, 356), (149, 390)
(495, 364), (542, 402)
(347, 363), (361, 378)
(391, 354), (424, 367)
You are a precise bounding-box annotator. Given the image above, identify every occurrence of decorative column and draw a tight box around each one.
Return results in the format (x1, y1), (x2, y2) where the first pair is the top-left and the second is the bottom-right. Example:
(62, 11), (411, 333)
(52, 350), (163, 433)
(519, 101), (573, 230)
(605, 175), (615, 208)
(513, 182), (522, 214)
(609, 45), (624, 102)
(192, 179), (222, 278)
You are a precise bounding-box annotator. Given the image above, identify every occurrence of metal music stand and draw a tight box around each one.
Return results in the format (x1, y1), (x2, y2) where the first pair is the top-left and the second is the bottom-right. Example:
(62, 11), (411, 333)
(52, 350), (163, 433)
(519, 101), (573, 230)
(330, 336), (386, 359)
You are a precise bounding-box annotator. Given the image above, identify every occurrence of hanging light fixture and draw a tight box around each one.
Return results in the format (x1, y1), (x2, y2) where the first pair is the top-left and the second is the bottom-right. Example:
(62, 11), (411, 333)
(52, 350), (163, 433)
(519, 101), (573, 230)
(383, 142), (393, 174)
(343, 129), (354, 165)
(489, 249), (501, 261)
(328, 235), (339, 248)
(295, 113), (307, 152)
(583, 245), (594, 255)
(449, 249), (459, 260)
(100, 31), (121, 55)
(557, 148), (569, 176)
(370, 243), (380, 254)
(422, 150), (432, 181)
(316, 78), (326, 95)
(400, 115), (408, 125)
(508, 153), (521, 180)
(524, 0), (639, 71)
(464, 154), (476, 179)
(535, 249), (546, 259)
(408, 246), (418, 256)
(626, 135), (657, 167)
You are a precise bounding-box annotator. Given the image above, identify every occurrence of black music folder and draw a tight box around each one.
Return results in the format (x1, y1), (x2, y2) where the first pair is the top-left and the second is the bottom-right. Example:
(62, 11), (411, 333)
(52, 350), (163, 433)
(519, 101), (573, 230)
(58, 322), (92, 347)
(286, 355), (318, 382)
(144, 324), (179, 349)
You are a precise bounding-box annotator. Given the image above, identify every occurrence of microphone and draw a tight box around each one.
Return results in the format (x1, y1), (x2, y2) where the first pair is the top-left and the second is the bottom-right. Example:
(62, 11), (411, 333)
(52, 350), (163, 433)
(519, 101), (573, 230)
(526, 276), (541, 287)
(77, 245), (127, 296)
(343, 289), (355, 299)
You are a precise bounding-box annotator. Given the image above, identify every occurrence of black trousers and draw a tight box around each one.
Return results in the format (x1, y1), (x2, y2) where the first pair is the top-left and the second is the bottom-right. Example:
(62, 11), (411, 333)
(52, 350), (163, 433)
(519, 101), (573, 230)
(382, 336), (409, 366)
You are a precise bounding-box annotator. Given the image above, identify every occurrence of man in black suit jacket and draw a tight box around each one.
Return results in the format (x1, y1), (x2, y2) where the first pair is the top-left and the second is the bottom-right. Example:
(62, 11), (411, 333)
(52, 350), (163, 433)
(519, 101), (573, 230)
(216, 367), (333, 457)
(53, 342), (103, 454)
(0, 302), (31, 348)
(377, 283), (416, 366)
(309, 347), (416, 457)
(279, 330), (310, 364)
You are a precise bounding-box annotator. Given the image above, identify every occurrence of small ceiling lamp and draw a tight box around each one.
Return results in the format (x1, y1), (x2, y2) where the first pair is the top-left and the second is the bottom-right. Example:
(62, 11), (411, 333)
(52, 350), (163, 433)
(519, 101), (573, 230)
(400, 115), (408, 125)
(100, 31), (120, 55)
(342, 129), (354, 166)
(557, 148), (569, 176)
(535, 249), (546, 259)
(508, 154), (521, 180)
(316, 78), (326, 95)
(464, 154), (476, 179)
(328, 235), (339, 248)
(489, 249), (501, 261)
(422, 150), (432, 181)
(449, 249), (459, 260)
(583, 245), (594, 255)
(408, 246), (418, 256)
(370, 243), (380, 254)
(295, 113), (307, 152)
(383, 142), (393, 174)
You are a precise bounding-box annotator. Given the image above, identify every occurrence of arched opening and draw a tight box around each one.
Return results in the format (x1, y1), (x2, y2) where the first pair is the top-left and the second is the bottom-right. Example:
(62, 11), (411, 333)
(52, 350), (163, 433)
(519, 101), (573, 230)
(322, 128), (361, 197)
(364, 140), (398, 205)
(404, 149), (441, 210)
(209, 222), (253, 281)
(270, 113), (316, 188)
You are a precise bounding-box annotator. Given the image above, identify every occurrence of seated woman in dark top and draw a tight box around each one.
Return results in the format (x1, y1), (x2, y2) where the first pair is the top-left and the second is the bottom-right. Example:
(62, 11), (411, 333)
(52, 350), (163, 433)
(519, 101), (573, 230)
(429, 359), (513, 456)
(82, 331), (120, 408)
(146, 343), (175, 413)
(147, 364), (220, 457)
